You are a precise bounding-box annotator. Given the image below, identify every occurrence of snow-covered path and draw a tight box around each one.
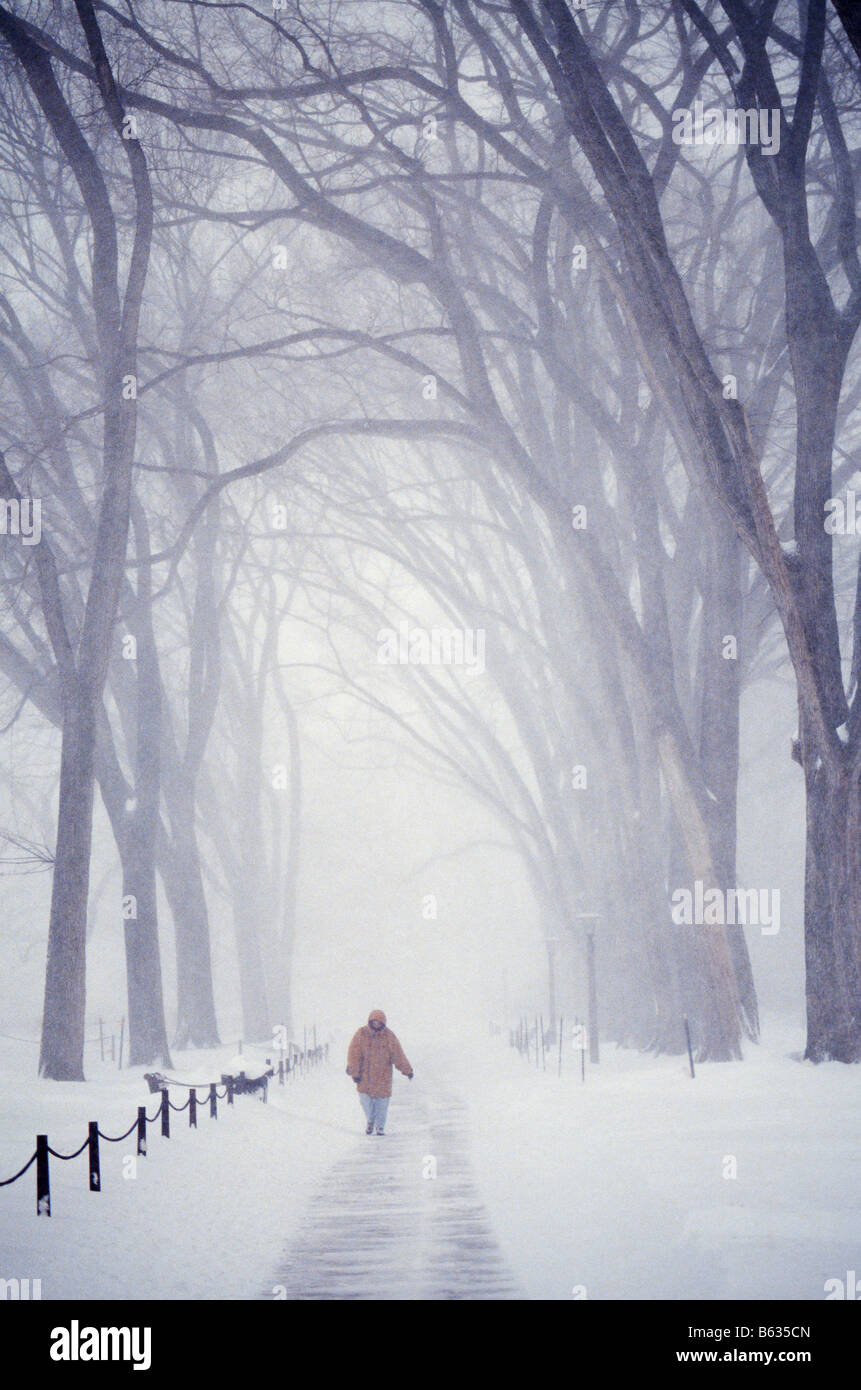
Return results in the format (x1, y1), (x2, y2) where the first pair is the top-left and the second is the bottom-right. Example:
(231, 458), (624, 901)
(5, 1025), (858, 1299)
(268, 1072), (521, 1299)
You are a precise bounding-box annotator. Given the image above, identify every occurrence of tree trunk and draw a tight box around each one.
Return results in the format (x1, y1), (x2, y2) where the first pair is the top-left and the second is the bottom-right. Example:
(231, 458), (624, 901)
(230, 692), (272, 1044)
(657, 729), (744, 1060)
(121, 538), (172, 1069)
(232, 880), (271, 1043)
(39, 676), (96, 1079)
(802, 750), (861, 1061)
(698, 513), (759, 1040)
(94, 722), (172, 1070)
(122, 829), (171, 1067)
(159, 798), (220, 1049)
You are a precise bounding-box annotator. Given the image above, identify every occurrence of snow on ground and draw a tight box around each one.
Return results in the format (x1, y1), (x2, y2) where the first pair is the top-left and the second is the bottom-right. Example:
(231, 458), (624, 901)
(2, 1018), (860, 1300)
(460, 1017), (861, 1300)
(0, 1039), (358, 1299)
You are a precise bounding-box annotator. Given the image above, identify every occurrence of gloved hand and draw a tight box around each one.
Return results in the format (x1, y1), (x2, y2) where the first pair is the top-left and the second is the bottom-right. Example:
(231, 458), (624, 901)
(408, 1072), (414, 1080)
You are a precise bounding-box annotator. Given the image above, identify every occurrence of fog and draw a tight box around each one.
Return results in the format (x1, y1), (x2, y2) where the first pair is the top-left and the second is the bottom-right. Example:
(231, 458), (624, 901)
(0, 0), (859, 1312)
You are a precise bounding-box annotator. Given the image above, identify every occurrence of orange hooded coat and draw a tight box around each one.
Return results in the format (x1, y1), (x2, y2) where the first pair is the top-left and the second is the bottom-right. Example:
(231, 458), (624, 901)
(346, 1010), (413, 1098)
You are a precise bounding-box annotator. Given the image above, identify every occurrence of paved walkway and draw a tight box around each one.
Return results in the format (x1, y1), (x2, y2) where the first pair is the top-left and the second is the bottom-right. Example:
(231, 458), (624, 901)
(269, 1074), (521, 1299)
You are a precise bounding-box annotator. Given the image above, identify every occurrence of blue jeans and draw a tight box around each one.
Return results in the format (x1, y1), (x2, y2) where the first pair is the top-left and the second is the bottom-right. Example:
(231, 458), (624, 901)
(359, 1093), (390, 1131)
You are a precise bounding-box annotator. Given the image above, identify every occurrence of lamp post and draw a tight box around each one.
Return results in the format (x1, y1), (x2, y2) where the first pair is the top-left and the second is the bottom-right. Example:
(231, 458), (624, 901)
(544, 937), (559, 1043)
(574, 912), (600, 1063)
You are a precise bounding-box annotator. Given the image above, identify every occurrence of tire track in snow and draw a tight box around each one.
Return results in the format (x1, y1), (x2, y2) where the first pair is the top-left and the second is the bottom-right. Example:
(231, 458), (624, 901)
(266, 1073), (521, 1299)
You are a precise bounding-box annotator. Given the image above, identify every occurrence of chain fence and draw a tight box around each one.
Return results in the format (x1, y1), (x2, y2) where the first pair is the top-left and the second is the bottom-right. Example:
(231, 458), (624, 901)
(0, 1042), (329, 1216)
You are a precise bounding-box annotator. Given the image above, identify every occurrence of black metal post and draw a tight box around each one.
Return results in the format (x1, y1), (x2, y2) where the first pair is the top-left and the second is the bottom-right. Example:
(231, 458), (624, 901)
(36, 1134), (50, 1216)
(585, 930), (600, 1063)
(189, 1088), (197, 1128)
(209, 1082), (217, 1119)
(161, 1088), (170, 1138)
(88, 1122), (100, 1192)
(545, 941), (558, 1043)
(684, 1016), (696, 1079)
(136, 1106), (147, 1157)
(226, 1076), (234, 1106)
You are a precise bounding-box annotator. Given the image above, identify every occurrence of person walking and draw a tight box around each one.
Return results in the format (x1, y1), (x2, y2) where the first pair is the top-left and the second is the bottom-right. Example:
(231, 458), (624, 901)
(346, 1009), (413, 1134)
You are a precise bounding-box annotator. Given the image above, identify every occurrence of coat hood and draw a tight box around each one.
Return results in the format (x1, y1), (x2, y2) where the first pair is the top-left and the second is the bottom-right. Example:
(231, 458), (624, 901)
(368, 1009), (387, 1026)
